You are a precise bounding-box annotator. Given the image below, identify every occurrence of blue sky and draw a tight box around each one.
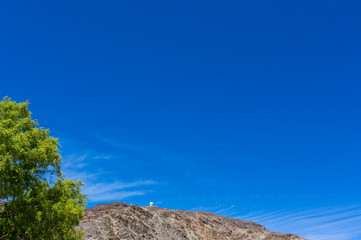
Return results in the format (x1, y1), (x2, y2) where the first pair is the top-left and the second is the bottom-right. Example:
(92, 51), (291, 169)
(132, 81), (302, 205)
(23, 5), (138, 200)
(1, 1), (361, 239)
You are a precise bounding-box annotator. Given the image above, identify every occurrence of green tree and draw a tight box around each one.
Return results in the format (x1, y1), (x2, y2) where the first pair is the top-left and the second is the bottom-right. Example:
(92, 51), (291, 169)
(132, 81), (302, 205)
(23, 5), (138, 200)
(0, 97), (86, 240)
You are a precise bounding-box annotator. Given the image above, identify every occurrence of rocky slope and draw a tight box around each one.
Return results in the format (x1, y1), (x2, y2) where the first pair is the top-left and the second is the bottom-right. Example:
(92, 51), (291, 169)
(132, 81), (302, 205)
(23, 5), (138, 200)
(79, 202), (305, 240)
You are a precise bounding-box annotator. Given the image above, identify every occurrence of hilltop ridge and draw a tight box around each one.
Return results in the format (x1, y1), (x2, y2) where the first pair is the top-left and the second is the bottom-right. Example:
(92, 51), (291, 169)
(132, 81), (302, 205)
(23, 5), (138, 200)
(79, 202), (305, 240)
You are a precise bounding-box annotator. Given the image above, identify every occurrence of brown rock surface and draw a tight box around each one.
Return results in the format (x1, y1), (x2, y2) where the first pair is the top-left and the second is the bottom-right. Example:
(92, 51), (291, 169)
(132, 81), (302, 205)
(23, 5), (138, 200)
(79, 202), (306, 240)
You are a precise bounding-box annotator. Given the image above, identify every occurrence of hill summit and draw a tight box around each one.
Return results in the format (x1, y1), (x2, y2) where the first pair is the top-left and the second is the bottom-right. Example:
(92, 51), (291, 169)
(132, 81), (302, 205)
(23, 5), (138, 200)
(79, 202), (305, 240)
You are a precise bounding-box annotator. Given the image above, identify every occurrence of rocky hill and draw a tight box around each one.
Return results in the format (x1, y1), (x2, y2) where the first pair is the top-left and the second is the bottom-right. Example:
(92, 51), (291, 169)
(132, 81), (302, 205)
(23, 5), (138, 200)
(79, 202), (305, 240)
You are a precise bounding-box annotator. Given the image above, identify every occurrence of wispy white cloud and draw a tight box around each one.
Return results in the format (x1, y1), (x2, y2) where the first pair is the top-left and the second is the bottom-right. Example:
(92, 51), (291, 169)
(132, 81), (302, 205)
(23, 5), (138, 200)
(190, 205), (223, 212)
(236, 206), (361, 240)
(89, 191), (146, 202)
(61, 154), (97, 182)
(61, 152), (157, 203)
(92, 154), (116, 160)
(62, 154), (88, 169)
(305, 233), (357, 240)
(84, 181), (156, 202)
(85, 180), (156, 194)
(215, 205), (236, 215)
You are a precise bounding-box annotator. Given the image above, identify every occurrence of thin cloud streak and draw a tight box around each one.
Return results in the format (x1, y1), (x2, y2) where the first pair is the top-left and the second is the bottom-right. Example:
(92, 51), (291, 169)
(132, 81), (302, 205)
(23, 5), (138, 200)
(61, 152), (157, 203)
(236, 206), (361, 240)
(88, 191), (146, 202)
(84, 180), (157, 202)
(92, 154), (116, 160)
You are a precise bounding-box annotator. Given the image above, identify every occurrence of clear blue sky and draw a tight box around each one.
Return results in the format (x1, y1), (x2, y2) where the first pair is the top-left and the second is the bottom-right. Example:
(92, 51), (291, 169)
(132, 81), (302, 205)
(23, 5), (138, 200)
(1, 1), (361, 239)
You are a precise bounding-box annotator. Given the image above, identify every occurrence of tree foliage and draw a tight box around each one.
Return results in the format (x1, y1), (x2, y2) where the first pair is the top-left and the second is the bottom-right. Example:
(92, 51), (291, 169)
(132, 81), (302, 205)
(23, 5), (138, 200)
(0, 97), (86, 240)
